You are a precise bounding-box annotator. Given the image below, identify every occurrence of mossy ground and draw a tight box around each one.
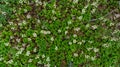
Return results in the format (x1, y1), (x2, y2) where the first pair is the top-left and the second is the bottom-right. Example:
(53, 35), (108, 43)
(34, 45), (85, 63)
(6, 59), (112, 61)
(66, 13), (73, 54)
(0, 0), (120, 67)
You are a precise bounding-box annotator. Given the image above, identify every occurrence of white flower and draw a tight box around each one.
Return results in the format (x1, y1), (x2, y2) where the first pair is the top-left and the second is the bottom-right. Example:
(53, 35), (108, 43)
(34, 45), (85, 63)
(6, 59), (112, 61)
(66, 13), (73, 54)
(0, 57), (4, 61)
(91, 8), (96, 13)
(16, 38), (20, 43)
(86, 24), (90, 28)
(73, 39), (77, 43)
(16, 48), (24, 56)
(33, 33), (37, 37)
(33, 48), (37, 52)
(85, 55), (90, 58)
(55, 46), (58, 50)
(28, 59), (33, 63)
(74, 27), (80, 31)
(26, 51), (30, 56)
(92, 25), (98, 30)
(24, 9), (27, 13)
(28, 38), (31, 41)
(27, 14), (31, 19)
(37, 19), (41, 23)
(2, 11), (6, 15)
(0, 24), (2, 27)
(73, 0), (78, 4)
(91, 56), (96, 61)
(44, 63), (50, 67)
(58, 29), (61, 33)
(103, 44), (109, 47)
(7, 59), (13, 64)
(51, 37), (54, 41)
(46, 57), (50, 62)
(47, 31), (51, 34)
(69, 42), (72, 45)
(65, 31), (68, 35)
(78, 16), (83, 20)
(87, 47), (93, 51)
(74, 53), (78, 57)
(4, 43), (9, 46)
(42, 54), (45, 58)
(68, 21), (72, 25)
(91, 2), (98, 7)
(66, 26), (69, 29)
(52, 10), (56, 14)
(77, 41), (82, 45)
(9, 22), (13, 25)
(40, 30), (51, 34)
(93, 48), (99, 52)
(82, 8), (86, 14)
(22, 20), (26, 25)
(18, 23), (22, 26)
(73, 34), (77, 37)
(35, 55), (39, 59)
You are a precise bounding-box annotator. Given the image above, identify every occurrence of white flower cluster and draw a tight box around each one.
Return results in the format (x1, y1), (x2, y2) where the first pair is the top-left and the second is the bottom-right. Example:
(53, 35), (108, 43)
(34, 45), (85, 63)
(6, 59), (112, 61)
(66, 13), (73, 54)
(40, 30), (51, 34)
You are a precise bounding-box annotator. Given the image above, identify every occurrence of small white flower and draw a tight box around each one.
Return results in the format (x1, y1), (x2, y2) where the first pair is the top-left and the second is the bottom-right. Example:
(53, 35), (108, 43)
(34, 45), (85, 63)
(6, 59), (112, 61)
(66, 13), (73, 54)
(7, 59), (13, 64)
(22, 20), (26, 25)
(27, 14), (31, 19)
(86, 24), (90, 28)
(35, 55), (40, 59)
(91, 8), (96, 13)
(73, 34), (77, 37)
(77, 41), (82, 45)
(58, 29), (61, 33)
(24, 9), (27, 13)
(28, 59), (33, 63)
(91, 2), (98, 7)
(93, 48), (99, 52)
(84, 4), (89, 9)
(68, 21), (72, 25)
(91, 56), (96, 61)
(26, 51), (30, 56)
(85, 55), (90, 58)
(66, 26), (69, 29)
(78, 16), (83, 20)
(52, 10), (56, 14)
(0, 57), (4, 61)
(28, 38), (31, 41)
(37, 19), (41, 23)
(51, 37), (54, 41)
(87, 47), (93, 51)
(55, 46), (58, 50)
(33, 48), (37, 52)
(74, 27), (80, 31)
(4, 43), (9, 46)
(103, 44), (109, 47)
(47, 31), (51, 34)
(9, 22), (13, 25)
(44, 63), (50, 67)
(0, 24), (2, 27)
(69, 42), (72, 45)
(92, 25), (98, 30)
(65, 31), (68, 35)
(42, 54), (45, 58)
(73, 0), (78, 4)
(73, 39), (77, 43)
(74, 53), (78, 57)
(18, 23), (22, 26)
(33, 33), (37, 37)
(82, 8), (86, 14)
(46, 57), (50, 62)
(16, 38), (20, 43)
(2, 11), (6, 15)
